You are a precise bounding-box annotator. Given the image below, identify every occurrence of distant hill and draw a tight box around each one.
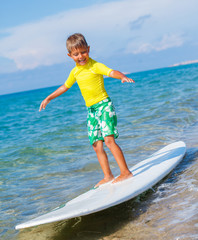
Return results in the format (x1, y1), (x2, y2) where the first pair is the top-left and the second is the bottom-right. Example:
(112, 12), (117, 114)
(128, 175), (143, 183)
(170, 60), (198, 67)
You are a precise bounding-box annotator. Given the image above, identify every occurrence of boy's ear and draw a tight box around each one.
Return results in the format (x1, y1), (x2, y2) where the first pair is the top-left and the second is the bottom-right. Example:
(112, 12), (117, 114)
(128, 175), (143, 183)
(67, 53), (71, 57)
(88, 46), (90, 52)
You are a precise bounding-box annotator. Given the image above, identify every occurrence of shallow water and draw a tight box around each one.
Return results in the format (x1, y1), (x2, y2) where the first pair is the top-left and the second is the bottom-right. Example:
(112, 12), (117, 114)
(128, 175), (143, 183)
(1, 64), (198, 239)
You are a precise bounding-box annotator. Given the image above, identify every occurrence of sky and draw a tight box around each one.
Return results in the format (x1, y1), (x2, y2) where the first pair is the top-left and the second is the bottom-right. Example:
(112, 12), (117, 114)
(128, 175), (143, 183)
(0, 0), (198, 94)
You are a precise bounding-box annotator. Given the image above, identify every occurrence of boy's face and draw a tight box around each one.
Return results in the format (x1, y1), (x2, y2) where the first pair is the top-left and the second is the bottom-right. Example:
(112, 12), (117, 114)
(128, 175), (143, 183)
(68, 46), (90, 66)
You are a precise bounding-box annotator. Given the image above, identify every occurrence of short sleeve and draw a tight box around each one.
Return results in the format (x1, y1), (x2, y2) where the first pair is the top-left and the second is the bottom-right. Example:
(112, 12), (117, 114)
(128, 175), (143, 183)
(94, 62), (113, 77)
(64, 68), (76, 88)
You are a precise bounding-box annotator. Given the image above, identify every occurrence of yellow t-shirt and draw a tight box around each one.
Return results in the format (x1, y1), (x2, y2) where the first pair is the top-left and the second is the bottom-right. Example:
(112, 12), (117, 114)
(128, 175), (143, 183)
(64, 58), (112, 107)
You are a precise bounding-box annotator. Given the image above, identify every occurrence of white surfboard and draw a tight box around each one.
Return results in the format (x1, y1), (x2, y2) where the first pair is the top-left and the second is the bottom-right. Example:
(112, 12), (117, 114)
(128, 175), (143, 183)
(15, 141), (186, 230)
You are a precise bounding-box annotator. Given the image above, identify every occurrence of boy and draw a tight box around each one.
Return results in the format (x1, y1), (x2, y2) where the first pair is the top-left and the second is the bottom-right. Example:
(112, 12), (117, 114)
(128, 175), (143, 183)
(39, 33), (134, 187)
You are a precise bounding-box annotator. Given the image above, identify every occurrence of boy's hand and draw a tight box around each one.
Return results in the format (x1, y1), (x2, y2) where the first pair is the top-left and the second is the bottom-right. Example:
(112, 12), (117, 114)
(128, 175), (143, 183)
(39, 85), (69, 112)
(39, 98), (50, 111)
(121, 77), (135, 83)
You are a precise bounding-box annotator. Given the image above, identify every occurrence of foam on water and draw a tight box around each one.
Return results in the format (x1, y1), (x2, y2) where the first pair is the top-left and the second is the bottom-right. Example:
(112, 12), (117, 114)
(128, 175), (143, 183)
(1, 63), (198, 239)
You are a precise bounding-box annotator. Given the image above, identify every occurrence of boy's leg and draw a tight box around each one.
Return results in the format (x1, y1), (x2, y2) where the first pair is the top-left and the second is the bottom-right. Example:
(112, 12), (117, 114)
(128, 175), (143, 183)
(104, 135), (133, 183)
(92, 140), (114, 187)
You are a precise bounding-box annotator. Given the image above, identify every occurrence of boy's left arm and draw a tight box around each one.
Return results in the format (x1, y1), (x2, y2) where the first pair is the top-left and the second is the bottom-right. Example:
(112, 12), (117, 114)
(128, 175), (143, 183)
(109, 70), (135, 83)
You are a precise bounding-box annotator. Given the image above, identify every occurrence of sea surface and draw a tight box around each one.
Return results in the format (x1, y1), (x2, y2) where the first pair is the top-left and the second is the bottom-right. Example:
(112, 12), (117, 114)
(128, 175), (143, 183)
(1, 64), (198, 240)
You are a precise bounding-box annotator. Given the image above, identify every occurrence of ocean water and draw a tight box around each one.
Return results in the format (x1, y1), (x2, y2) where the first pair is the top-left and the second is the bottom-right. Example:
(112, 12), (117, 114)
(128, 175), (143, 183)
(1, 64), (198, 240)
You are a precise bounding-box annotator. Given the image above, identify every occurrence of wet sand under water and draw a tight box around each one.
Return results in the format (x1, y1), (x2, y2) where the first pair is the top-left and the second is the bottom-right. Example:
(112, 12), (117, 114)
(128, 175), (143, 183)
(18, 130), (198, 240)
(2, 64), (198, 240)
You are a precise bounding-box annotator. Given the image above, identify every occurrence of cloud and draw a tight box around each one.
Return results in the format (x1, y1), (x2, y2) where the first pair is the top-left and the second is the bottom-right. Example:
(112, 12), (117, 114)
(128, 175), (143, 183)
(131, 34), (184, 54)
(129, 15), (151, 30)
(0, 1), (139, 70)
(0, 0), (197, 72)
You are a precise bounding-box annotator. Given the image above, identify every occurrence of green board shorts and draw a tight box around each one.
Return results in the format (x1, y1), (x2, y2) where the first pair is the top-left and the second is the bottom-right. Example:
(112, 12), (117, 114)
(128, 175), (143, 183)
(87, 97), (119, 145)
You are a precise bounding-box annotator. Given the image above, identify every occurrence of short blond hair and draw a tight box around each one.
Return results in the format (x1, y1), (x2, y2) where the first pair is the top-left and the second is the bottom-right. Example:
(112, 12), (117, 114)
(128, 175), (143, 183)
(66, 33), (88, 53)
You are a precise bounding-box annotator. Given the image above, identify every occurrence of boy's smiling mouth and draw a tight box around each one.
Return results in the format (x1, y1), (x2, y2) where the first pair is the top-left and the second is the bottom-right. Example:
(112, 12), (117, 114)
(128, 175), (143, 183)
(78, 58), (88, 65)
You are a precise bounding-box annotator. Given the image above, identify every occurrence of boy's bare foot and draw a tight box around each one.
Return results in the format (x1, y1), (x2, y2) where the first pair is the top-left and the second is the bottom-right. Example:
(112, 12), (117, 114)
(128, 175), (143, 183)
(112, 172), (133, 184)
(95, 175), (114, 188)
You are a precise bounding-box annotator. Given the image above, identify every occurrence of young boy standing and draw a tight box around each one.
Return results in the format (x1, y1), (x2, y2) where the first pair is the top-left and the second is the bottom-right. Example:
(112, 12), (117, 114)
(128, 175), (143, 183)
(39, 33), (134, 187)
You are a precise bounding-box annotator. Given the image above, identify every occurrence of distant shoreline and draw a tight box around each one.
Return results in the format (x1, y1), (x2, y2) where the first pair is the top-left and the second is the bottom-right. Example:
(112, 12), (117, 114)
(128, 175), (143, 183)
(170, 60), (198, 67)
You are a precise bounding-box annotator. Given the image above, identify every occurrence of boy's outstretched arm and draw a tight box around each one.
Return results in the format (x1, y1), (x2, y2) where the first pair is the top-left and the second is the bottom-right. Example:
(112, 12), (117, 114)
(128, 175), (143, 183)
(39, 84), (69, 111)
(109, 70), (135, 83)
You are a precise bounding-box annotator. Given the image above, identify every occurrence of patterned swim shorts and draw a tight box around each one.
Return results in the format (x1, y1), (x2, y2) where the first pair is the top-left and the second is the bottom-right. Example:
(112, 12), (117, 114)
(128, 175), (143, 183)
(87, 97), (119, 145)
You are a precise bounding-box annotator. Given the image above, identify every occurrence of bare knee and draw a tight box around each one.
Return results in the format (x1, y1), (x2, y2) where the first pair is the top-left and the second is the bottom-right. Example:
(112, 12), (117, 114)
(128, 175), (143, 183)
(92, 141), (104, 154)
(104, 135), (116, 149)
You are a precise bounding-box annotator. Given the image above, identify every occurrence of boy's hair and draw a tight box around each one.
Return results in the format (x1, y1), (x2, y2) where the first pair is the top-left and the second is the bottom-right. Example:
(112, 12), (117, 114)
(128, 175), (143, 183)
(66, 33), (88, 53)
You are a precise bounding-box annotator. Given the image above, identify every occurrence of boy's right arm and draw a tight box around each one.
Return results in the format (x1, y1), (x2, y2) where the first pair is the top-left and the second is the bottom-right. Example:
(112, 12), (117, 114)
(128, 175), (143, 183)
(39, 84), (69, 111)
